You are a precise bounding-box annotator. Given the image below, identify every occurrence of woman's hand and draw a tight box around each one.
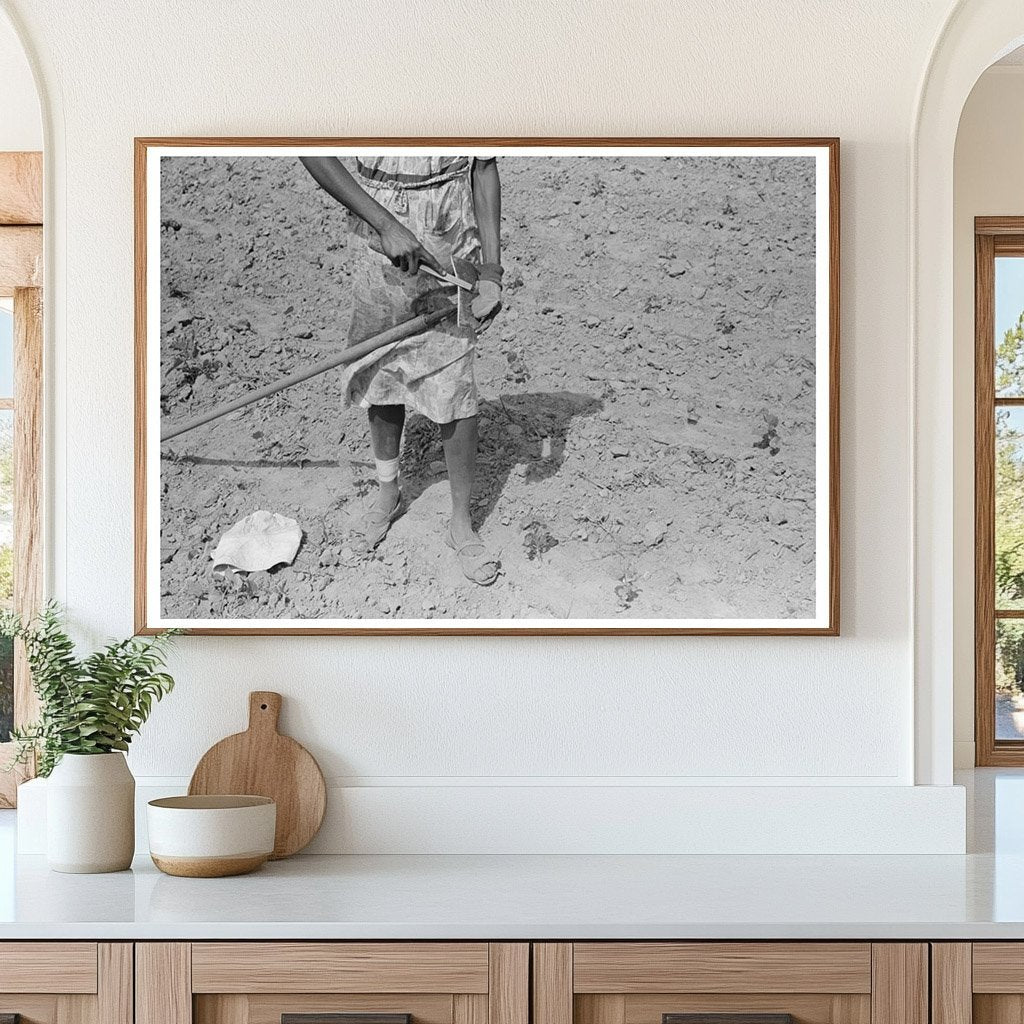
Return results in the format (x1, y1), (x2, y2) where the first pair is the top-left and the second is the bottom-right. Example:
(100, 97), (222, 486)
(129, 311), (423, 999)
(471, 280), (502, 331)
(377, 220), (440, 276)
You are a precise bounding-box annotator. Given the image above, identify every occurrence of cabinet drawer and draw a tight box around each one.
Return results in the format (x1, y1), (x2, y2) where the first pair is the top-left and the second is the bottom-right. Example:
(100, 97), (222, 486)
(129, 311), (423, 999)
(0, 942), (99, 994)
(139, 943), (528, 1024)
(973, 944), (1024, 992)
(534, 944), (926, 1024)
(191, 943), (490, 994)
(572, 944), (871, 994)
(0, 943), (130, 1024)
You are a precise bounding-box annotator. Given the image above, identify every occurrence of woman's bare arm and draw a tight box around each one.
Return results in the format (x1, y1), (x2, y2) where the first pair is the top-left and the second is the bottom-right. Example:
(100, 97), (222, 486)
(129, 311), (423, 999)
(300, 157), (391, 232)
(299, 156), (438, 274)
(470, 159), (502, 328)
(471, 158), (501, 265)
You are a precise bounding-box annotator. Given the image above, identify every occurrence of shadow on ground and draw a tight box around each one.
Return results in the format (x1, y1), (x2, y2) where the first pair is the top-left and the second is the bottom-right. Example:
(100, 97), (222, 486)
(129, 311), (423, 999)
(396, 390), (603, 527)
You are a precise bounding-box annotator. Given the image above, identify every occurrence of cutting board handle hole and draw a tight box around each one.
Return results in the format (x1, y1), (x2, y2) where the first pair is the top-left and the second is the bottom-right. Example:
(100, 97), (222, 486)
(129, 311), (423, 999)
(260, 702), (268, 710)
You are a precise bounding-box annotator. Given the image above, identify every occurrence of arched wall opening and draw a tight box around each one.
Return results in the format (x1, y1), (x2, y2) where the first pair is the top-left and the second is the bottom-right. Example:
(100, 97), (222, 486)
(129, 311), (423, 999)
(0, 10), (41, 151)
(952, 49), (1024, 767)
(914, 1), (1024, 785)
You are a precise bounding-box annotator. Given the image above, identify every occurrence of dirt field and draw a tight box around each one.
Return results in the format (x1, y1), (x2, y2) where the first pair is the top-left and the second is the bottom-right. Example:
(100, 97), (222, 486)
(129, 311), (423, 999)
(157, 154), (818, 622)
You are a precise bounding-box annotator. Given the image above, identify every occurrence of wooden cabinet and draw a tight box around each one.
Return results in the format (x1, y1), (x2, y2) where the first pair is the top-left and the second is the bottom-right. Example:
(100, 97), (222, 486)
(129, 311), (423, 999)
(0, 943), (132, 1024)
(931, 943), (1024, 1024)
(136, 944), (528, 1024)
(0, 937), (967, 1024)
(532, 944), (928, 1024)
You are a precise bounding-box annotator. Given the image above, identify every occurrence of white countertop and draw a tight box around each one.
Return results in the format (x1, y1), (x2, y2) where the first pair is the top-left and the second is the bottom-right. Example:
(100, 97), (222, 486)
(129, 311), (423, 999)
(0, 849), (1021, 940)
(0, 769), (1021, 941)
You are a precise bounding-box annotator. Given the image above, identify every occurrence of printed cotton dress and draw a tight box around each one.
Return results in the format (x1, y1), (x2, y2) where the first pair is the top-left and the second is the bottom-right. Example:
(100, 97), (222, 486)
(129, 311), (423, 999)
(339, 155), (481, 425)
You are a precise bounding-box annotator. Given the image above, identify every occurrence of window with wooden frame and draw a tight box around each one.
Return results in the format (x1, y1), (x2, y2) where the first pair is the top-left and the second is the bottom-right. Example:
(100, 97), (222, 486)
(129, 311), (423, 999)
(0, 151), (43, 806)
(975, 217), (1024, 765)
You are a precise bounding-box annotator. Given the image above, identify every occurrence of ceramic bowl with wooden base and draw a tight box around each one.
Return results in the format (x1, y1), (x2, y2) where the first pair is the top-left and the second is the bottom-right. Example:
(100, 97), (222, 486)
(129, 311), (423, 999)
(147, 795), (276, 877)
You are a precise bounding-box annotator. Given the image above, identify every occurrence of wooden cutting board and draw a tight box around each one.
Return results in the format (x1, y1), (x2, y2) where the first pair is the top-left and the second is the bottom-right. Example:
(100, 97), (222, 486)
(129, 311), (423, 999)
(188, 691), (326, 859)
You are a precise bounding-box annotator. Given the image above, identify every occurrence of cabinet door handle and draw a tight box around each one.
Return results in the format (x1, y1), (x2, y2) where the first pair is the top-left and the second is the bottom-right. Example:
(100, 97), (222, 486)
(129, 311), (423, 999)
(283, 1015), (411, 1024)
(664, 1016), (794, 1024)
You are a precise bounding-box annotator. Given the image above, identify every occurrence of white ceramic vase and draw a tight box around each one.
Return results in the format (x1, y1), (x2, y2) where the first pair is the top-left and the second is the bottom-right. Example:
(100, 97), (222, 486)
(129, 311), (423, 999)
(46, 752), (135, 873)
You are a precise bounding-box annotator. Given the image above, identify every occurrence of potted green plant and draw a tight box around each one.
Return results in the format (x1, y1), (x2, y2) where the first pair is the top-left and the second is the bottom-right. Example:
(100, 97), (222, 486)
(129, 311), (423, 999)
(2, 604), (178, 873)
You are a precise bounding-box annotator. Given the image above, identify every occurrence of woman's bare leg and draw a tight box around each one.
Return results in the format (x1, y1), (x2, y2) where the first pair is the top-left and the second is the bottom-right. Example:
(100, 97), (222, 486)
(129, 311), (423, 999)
(441, 415), (478, 543)
(368, 404), (404, 512)
(441, 415), (500, 584)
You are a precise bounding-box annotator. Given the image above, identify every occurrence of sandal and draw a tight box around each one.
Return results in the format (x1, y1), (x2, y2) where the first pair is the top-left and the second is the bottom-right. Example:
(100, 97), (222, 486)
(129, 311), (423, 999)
(357, 491), (402, 551)
(445, 523), (501, 586)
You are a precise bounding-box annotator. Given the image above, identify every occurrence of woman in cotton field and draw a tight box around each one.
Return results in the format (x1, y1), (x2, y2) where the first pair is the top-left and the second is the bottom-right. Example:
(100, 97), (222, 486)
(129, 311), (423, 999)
(300, 154), (503, 586)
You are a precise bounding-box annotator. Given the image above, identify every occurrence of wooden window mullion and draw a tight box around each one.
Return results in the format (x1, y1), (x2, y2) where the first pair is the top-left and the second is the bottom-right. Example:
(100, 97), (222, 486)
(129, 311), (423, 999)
(13, 286), (42, 724)
(976, 230), (997, 763)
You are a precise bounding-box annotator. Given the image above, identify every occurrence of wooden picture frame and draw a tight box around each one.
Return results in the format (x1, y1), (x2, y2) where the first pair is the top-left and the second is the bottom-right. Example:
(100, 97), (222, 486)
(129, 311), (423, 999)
(135, 137), (840, 636)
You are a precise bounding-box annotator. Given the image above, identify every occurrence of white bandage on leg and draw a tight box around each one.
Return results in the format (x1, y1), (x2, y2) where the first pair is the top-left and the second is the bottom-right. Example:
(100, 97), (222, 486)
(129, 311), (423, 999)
(375, 456), (400, 484)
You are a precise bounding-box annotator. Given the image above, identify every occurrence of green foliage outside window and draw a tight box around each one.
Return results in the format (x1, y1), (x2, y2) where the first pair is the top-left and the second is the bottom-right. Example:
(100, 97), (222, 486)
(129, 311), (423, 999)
(996, 311), (1024, 694)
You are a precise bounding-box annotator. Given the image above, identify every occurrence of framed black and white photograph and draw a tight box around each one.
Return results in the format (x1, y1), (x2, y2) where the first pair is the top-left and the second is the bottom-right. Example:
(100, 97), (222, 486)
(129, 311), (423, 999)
(135, 137), (839, 635)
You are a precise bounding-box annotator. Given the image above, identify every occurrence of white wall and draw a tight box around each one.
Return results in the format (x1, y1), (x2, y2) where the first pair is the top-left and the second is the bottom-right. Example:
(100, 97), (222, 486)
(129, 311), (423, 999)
(0, 9), (39, 151)
(952, 66), (1024, 767)
(3, 0), (972, 851)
